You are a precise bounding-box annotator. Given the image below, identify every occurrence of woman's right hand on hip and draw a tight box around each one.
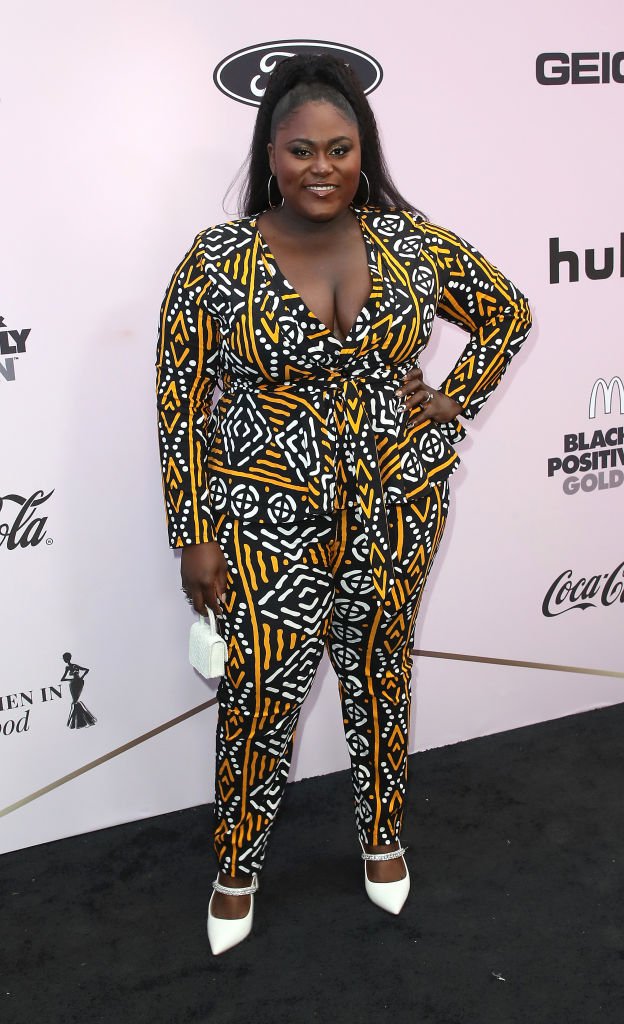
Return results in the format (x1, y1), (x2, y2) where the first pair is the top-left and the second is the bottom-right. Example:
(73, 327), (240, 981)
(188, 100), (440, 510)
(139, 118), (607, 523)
(180, 542), (228, 615)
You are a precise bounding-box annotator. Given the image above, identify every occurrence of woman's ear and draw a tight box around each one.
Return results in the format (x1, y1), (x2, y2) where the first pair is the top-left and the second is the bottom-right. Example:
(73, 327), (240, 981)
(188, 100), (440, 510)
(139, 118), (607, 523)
(267, 142), (276, 176)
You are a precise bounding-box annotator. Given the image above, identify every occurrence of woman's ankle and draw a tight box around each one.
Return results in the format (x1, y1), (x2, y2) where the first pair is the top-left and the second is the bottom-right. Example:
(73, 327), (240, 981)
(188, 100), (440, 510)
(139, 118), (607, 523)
(361, 839), (406, 883)
(217, 871), (255, 889)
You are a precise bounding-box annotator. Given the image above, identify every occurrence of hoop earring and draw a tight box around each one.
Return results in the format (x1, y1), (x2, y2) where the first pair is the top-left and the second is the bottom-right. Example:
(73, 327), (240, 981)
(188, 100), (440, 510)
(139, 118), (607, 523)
(359, 170), (370, 206)
(267, 174), (283, 209)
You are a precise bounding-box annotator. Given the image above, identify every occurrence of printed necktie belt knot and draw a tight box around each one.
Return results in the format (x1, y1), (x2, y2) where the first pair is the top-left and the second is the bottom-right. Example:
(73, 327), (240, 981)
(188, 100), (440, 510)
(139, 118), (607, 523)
(329, 375), (395, 603)
(227, 369), (405, 603)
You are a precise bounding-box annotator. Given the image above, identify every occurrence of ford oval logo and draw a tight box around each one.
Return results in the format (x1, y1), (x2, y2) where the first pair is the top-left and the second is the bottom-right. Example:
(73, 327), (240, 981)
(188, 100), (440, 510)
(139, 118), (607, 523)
(213, 39), (383, 107)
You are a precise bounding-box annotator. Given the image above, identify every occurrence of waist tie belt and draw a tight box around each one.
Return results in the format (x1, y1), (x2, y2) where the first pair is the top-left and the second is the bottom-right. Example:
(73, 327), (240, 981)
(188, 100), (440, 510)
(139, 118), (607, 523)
(226, 369), (406, 604)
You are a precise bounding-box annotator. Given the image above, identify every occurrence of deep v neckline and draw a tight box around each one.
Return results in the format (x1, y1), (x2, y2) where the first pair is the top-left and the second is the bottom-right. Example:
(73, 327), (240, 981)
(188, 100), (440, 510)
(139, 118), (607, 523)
(252, 206), (381, 343)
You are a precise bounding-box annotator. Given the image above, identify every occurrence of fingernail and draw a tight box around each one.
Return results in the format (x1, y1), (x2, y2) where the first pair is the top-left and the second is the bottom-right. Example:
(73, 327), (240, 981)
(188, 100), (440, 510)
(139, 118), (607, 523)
(220, 593), (226, 603)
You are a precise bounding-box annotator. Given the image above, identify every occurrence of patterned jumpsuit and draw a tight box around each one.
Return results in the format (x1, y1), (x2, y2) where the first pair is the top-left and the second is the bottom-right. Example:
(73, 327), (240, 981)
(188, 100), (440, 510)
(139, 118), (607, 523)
(156, 206), (532, 876)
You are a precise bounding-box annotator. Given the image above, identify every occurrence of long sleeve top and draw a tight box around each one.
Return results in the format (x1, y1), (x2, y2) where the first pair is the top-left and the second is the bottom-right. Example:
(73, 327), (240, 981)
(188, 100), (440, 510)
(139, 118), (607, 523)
(156, 206), (532, 601)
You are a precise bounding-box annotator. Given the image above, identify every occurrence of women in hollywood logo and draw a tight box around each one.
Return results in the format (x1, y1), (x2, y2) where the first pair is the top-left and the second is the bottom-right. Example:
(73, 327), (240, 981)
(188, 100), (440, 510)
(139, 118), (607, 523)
(61, 652), (96, 729)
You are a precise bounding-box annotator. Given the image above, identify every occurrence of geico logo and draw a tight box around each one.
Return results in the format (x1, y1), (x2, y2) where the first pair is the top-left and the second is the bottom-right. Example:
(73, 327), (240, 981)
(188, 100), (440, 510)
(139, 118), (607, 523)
(536, 52), (624, 84)
(549, 234), (624, 284)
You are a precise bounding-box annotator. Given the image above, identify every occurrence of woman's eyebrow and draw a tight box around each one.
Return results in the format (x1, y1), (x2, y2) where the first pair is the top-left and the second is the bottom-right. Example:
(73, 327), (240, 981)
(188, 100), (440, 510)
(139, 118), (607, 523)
(286, 135), (352, 146)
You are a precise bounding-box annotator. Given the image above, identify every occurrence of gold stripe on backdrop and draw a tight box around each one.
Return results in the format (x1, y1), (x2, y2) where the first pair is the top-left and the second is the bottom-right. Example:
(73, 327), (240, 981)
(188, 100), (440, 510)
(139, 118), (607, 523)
(0, 697), (218, 819)
(2, 650), (623, 819)
(414, 649), (624, 678)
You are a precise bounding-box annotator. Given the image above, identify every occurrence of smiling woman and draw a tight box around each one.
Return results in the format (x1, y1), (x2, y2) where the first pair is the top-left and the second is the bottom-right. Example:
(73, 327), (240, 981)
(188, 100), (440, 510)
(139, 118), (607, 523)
(268, 106), (360, 217)
(155, 52), (532, 956)
(260, 100), (370, 340)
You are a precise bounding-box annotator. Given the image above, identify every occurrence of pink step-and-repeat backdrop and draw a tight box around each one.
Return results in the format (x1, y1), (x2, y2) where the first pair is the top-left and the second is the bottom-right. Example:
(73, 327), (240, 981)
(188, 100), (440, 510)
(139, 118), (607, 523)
(1, 0), (622, 853)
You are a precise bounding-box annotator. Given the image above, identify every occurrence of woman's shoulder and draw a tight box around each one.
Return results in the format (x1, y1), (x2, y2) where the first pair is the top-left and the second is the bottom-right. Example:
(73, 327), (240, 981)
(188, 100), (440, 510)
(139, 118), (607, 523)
(176, 216), (258, 279)
(366, 209), (471, 249)
(192, 214), (257, 251)
(358, 204), (432, 234)
(358, 207), (477, 265)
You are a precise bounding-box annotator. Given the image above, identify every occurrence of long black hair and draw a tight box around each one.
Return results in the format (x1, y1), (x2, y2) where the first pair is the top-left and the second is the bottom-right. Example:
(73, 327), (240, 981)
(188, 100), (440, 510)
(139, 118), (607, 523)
(239, 53), (420, 217)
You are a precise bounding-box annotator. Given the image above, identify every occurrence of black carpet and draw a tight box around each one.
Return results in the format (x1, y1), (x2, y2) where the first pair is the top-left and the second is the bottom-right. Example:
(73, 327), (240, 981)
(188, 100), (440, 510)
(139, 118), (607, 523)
(3, 702), (624, 1024)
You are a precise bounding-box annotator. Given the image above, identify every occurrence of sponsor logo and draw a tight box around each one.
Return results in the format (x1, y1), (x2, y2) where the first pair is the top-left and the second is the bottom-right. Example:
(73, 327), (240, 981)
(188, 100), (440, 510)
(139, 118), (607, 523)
(542, 561), (624, 617)
(589, 376), (624, 419)
(536, 52), (624, 85)
(0, 652), (96, 738)
(0, 314), (31, 383)
(214, 39), (382, 106)
(0, 691), (32, 737)
(0, 490), (54, 549)
(62, 652), (97, 729)
(547, 379), (624, 495)
(549, 233), (624, 284)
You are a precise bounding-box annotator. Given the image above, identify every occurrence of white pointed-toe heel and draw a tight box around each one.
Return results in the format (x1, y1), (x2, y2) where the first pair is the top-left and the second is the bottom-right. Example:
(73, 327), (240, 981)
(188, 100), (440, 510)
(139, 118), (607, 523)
(207, 872), (259, 955)
(361, 840), (410, 915)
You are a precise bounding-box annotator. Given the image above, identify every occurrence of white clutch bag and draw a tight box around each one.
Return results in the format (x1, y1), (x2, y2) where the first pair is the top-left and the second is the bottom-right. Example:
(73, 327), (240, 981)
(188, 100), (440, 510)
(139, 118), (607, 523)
(189, 607), (228, 679)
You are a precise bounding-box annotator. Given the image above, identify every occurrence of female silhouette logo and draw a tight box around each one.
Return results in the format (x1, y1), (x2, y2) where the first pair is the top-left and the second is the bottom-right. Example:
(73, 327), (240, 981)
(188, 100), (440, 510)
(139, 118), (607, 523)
(61, 652), (97, 729)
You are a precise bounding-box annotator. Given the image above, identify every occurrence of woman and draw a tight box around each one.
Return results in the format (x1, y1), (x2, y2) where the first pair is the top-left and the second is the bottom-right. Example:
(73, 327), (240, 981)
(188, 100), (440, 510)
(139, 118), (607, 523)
(156, 54), (532, 955)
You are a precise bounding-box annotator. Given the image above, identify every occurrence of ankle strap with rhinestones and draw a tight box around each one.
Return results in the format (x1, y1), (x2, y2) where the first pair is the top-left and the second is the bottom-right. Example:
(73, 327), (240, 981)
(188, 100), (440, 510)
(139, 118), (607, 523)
(212, 872), (259, 896)
(361, 845), (408, 862)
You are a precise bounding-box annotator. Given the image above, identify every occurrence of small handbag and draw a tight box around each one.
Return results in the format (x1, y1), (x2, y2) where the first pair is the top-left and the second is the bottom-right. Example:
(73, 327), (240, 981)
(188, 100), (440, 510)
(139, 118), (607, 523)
(189, 607), (228, 679)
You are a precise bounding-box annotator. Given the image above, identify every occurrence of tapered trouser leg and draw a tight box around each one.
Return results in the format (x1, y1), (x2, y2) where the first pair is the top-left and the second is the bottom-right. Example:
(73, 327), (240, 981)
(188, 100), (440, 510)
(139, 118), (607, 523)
(212, 481), (449, 875)
(213, 515), (336, 877)
(326, 481), (450, 847)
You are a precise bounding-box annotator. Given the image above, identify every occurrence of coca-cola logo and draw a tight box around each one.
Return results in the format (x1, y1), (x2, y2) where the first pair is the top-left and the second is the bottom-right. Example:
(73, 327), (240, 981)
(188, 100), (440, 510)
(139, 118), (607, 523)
(0, 314), (31, 383)
(0, 490), (54, 549)
(542, 562), (624, 617)
(213, 40), (382, 107)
